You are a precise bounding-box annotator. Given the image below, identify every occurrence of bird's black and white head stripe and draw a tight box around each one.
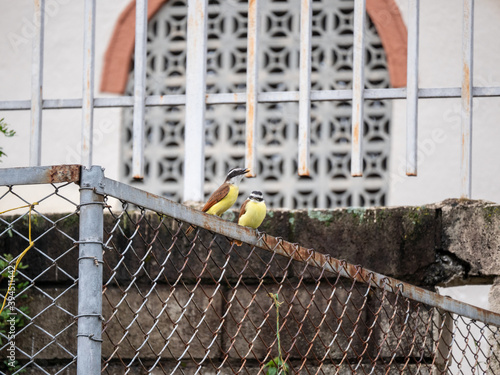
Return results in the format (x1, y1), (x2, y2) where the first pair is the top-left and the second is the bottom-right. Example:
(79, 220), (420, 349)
(226, 167), (249, 179)
(225, 167), (249, 184)
(249, 191), (264, 202)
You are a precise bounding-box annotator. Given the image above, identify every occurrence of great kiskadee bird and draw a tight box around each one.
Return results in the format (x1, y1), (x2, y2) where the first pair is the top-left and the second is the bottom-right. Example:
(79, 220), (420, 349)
(185, 167), (249, 236)
(233, 190), (267, 246)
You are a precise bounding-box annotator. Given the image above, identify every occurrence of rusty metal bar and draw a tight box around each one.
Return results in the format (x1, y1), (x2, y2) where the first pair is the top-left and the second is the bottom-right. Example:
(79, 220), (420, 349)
(132, 0), (148, 180)
(3, 86), (500, 111)
(184, 0), (208, 200)
(298, 0), (312, 177)
(461, 0), (474, 198)
(81, 0), (96, 169)
(0, 165), (81, 186)
(351, 0), (366, 178)
(29, 0), (45, 167)
(245, 0), (259, 178)
(406, 0), (419, 176)
(255, 236), (500, 328)
(99, 175), (500, 328)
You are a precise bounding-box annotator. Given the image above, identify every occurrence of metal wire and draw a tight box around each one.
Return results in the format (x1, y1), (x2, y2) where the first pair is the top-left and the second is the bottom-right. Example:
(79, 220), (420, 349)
(0, 182), (79, 375)
(99, 200), (500, 374)
(1, 169), (500, 374)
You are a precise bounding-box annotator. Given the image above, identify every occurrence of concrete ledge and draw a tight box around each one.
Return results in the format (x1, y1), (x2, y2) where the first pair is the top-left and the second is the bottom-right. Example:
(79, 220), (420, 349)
(440, 199), (500, 278)
(270, 206), (438, 284)
(2, 199), (499, 287)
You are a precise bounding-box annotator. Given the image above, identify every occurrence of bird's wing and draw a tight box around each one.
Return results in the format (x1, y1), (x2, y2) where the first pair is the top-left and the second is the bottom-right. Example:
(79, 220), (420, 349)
(238, 199), (249, 222)
(202, 183), (230, 213)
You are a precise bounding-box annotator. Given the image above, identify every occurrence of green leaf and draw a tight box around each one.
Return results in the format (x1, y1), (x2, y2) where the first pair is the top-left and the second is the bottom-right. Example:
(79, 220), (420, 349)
(0, 118), (15, 162)
(264, 357), (289, 375)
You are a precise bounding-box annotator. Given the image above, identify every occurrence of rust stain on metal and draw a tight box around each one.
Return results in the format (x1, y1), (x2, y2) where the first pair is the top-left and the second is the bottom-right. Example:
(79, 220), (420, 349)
(299, 162), (310, 176)
(245, 0), (258, 179)
(246, 99), (256, 177)
(298, 150), (310, 176)
(299, 129), (310, 176)
(352, 120), (360, 145)
(187, 0), (205, 37)
(462, 63), (471, 110)
(258, 233), (407, 295)
(194, 0), (205, 28)
(248, 0), (257, 21)
(48, 165), (81, 183)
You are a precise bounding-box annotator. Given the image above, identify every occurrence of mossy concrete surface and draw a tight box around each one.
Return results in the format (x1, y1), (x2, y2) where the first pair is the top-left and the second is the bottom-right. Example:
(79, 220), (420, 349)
(440, 199), (500, 278)
(258, 199), (500, 287)
(281, 206), (438, 286)
(2, 199), (499, 288)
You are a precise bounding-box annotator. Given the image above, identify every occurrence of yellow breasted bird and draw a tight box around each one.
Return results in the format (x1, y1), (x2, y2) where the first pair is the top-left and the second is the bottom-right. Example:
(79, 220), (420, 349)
(233, 190), (267, 246)
(185, 167), (249, 236)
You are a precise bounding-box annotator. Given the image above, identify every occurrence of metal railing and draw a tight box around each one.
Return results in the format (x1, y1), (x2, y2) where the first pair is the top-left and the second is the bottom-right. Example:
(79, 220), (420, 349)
(1, 164), (500, 374)
(1, 0), (498, 201)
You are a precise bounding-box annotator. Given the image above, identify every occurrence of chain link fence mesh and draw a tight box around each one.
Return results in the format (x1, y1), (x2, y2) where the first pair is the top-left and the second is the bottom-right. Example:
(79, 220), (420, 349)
(100, 198), (500, 374)
(0, 176), (499, 374)
(0, 182), (80, 374)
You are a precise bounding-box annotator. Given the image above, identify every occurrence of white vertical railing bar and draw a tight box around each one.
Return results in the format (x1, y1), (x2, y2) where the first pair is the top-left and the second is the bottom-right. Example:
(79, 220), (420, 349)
(29, 0), (45, 167)
(132, 0), (148, 179)
(184, 0), (208, 201)
(351, 0), (366, 177)
(245, 0), (259, 178)
(81, 0), (96, 169)
(406, 0), (419, 176)
(461, 0), (474, 198)
(298, 0), (312, 176)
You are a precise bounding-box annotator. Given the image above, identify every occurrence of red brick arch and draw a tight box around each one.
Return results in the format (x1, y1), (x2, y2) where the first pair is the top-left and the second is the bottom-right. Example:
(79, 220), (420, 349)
(100, 0), (407, 93)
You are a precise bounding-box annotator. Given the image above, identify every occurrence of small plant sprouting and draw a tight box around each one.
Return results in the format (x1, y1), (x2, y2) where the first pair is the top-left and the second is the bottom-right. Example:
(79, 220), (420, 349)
(264, 293), (290, 375)
(0, 118), (15, 161)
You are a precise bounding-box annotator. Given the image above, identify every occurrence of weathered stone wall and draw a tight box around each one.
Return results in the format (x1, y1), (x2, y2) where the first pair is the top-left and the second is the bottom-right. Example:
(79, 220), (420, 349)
(261, 199), (500, 287)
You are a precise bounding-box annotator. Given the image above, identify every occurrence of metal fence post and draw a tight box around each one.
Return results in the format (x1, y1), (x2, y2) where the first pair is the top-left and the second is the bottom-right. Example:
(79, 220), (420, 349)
(77, 166), (104, 374)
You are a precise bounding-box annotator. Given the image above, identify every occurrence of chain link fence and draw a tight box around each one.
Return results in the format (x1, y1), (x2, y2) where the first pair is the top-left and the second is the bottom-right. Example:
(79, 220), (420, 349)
(0, 179), (80, 374)
(1, 165), (500, 374)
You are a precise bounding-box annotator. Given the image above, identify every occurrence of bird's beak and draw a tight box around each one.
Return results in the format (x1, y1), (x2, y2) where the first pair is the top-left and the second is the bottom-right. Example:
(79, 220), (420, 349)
(243, 168), (250, 174)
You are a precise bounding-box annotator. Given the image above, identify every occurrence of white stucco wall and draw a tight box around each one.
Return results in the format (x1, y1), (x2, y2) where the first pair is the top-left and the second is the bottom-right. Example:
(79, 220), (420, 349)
(0, 1), (129, 212)
(0, 0), (128, 178)
(0, 0), (499, 209)
(389, 0), (500, 206)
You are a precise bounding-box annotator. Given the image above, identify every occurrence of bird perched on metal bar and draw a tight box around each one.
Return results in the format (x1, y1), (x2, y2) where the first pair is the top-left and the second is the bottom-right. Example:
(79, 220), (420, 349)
(233, 190), (267, 246)
(185, 167), (249, 236)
